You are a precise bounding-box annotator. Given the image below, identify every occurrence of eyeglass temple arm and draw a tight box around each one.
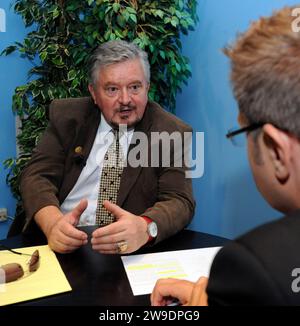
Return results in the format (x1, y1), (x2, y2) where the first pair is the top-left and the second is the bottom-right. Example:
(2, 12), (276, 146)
(226, 123), (264, 138)
(0, 244), (32, 256)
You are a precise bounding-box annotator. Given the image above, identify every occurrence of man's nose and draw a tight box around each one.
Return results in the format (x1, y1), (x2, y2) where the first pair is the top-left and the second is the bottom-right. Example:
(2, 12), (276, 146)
(119, 88), (131, 105)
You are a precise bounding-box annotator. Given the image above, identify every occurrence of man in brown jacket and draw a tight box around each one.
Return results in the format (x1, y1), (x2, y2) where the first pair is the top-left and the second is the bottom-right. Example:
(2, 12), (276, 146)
(14, 40), (195, 254)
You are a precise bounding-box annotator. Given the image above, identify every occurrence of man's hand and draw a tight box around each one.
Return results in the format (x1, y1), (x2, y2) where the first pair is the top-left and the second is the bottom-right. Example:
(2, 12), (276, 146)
(91, 200), (149, 254)
(151, 278), (194, 306)
(36, 200), (88, 254)
(186, 277), (208, 306)
(151, 277), (209, 306)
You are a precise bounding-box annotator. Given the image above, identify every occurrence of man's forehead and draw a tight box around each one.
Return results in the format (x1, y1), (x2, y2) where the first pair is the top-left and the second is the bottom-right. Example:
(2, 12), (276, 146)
(97, 60), (146, 83)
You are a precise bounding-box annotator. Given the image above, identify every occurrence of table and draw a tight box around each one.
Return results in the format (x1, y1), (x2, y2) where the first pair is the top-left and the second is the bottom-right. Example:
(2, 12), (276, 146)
(0, 229), (228, 306)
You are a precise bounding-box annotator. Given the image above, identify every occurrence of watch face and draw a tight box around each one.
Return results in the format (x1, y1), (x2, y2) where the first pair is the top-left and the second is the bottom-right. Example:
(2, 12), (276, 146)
(148, 222), (158, 237)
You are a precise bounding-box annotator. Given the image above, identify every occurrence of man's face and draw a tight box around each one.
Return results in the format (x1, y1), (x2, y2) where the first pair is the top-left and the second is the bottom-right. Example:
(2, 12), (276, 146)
(89, 58), (149, 129)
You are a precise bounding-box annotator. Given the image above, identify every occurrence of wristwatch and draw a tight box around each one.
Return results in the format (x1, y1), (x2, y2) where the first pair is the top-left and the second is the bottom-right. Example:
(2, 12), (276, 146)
(142, 216), (158, 241)
(147, 221), (158, 239)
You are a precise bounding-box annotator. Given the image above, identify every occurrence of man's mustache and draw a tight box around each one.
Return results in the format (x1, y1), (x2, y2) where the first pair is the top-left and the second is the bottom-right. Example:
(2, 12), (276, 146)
(117, 104), (136, 112)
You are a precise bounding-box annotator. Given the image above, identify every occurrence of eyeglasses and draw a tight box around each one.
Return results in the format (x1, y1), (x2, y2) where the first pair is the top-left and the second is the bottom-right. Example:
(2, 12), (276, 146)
(0, 245), (40, 283)
(226, 123), (264, 146)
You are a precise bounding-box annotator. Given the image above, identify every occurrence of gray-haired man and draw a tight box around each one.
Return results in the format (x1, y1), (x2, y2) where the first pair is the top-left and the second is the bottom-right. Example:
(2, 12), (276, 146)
(14, 40), (195, 255)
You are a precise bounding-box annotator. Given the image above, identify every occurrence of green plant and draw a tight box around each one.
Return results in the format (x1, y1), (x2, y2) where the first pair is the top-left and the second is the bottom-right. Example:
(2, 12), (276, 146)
(2, 0), (198, 203)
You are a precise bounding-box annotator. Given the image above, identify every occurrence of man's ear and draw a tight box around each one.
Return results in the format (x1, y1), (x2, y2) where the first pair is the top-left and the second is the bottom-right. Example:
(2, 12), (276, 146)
(88, 84), (97, 104)
(145, 82), (150, 93)
(262, 124), (291, 183)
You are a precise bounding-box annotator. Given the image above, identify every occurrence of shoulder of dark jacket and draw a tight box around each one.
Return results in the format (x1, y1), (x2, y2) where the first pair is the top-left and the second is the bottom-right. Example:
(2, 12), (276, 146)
(49, 97), (96, 122)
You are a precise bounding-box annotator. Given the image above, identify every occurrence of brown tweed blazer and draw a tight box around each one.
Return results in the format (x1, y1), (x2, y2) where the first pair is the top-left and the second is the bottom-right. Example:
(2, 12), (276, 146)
(17, 97), (195, 243)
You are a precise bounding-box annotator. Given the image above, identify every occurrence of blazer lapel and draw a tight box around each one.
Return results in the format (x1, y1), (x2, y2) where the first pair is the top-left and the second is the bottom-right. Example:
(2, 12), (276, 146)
(59, 100), (101, 202)
(117, 103), (153, 207)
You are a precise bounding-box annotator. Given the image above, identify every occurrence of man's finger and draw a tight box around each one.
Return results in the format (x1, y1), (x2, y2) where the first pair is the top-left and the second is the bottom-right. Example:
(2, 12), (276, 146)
(151, 279), (194, 306)
(151, 279), (177, 306)
(61, 221), (88, 241)
(69, 199), (88, 226)
(91, 230), (125, 245)
(188, 277), (208, 306)
(92, 223), (125, 239)
(92, 243), (118, 252)
(49, 232), (86, 254)
(103, 200), (127, 220)
(59, 226), (88, 245)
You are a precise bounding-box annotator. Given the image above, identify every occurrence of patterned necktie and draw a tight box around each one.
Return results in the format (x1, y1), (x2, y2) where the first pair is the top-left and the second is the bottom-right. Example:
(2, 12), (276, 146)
(95, 130), (124, 226)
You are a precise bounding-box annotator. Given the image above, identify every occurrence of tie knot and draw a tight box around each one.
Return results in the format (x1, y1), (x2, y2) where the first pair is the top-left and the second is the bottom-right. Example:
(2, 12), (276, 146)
(112, 129), (121, 142)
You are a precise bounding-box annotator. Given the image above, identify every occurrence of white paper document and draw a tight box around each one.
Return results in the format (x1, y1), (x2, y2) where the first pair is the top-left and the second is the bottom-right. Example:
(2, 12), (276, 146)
(121, 247), (221, 296)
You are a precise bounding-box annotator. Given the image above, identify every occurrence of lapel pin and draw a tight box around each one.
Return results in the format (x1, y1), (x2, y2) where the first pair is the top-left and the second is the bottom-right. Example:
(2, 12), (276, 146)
(75, 146), (83, 154)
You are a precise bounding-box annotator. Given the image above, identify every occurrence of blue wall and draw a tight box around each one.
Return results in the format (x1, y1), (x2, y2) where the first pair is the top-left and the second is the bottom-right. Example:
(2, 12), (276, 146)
(0, 1), (33, 237)
(1, 0), (300, 239)
(176, 0), (300, 239)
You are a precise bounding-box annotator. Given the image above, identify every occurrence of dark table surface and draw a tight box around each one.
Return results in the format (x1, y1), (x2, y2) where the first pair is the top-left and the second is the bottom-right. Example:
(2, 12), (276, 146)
(0, 229), (228, 306)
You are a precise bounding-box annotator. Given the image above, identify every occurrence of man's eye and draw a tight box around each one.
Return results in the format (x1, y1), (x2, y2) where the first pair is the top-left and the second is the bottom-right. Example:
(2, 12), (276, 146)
(129, 84), (141, 92)
(106, 87), (119, 95)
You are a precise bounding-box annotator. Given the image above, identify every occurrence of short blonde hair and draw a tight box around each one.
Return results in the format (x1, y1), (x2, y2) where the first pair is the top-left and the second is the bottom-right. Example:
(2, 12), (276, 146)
(225, 6), (300, 138)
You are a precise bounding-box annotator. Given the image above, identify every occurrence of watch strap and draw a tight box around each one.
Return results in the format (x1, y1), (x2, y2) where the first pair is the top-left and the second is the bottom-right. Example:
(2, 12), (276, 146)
(141, 216), (154, 242)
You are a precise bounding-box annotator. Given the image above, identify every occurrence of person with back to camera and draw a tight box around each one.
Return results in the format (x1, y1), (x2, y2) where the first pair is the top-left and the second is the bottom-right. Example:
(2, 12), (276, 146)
(152, 6), (300, 306)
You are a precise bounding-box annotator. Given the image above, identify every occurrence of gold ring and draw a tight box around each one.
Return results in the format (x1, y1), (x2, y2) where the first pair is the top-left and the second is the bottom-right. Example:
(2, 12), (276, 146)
(116, 240), (128, 253)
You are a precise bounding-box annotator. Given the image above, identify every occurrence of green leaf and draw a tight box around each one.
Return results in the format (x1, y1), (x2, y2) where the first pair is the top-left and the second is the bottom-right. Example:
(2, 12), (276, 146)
(40, 51), (48, 62)
(154, 9), (164, 18)
(105, 6), (112, 14)
(115, 29), (124, 39)
(171, 17), (179, 27)
(164, 17), (171, 24)
(104, 30), (111, 41)
(126, 7), (137, 15)
(87, 35), (94, 46)
(169, 7), (176, 15)
(113, 3), (120, 13)
(159, 50), (166, 60)
(1, 46), (17, 56)
(92, 30), (99, 39)
(178, 0), (184, 10)
(52, 8), (60, 19)
(175, 62), (181, 72)
(67, 70), (77, 81)
(109, 33), (116, 41)
(46, 44), (59, 54)
(52, 56), (64, 67)
(98, 10), (105, 20)
(48, 89), (55, 100)
(122, 9), (130, 22)
(149, 44), (154, 53)
(117, 14), (126, 27)
(31, 89), (40, 98)
(129, 14), (137, 24)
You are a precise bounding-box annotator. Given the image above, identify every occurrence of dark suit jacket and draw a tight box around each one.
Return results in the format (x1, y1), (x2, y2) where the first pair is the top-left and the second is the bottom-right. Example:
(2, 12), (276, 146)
(207, 210), (300, 305)
(13, 97), (195, 243)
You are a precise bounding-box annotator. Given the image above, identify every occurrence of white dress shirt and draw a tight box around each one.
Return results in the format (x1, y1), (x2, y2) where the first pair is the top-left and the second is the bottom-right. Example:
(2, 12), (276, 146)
(60, 114), (134, 225)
